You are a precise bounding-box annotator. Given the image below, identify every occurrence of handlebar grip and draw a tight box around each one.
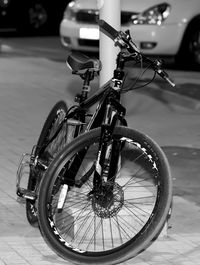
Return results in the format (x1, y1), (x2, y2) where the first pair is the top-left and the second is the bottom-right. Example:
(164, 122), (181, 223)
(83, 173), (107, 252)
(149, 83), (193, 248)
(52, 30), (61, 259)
(164, 76), (176, 87)
(98, 19), (119, 40)
(157, 69), (176, 87)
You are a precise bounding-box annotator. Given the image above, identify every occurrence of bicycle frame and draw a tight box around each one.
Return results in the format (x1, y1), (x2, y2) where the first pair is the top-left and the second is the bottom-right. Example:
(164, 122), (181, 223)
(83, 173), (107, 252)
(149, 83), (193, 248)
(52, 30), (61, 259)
(37, 50), (127, 152)
(51, 51), (128, 188)
(17, 19), (174, 263)
(16, 50), (128, 199)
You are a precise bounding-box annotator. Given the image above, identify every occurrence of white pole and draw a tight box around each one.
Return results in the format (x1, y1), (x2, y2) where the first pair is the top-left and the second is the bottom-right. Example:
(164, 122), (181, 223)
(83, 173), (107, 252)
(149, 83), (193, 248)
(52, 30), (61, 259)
(97, 0), (121, 86)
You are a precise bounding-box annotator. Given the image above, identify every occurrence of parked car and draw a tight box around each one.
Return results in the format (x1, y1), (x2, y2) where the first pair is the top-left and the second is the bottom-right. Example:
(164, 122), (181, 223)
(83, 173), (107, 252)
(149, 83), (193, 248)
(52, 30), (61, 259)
(0, 0), (70, 35)
(60, 0), (200, 68)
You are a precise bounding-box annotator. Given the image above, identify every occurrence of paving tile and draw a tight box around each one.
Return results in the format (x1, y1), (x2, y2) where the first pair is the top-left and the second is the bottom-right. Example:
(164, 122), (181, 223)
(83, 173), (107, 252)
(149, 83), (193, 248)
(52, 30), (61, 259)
(0, 56), (200, 265)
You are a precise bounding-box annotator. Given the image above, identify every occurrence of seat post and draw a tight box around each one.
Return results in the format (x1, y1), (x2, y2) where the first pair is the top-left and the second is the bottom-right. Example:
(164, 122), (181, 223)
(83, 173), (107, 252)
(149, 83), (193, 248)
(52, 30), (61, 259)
(81, 70), (94, 101)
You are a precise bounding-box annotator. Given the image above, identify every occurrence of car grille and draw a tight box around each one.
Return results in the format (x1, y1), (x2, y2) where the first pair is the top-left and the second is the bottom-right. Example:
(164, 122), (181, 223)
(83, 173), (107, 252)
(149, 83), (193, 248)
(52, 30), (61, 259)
(78, 39), (99, 47)
(76, 10), (138, 25)
(76, 10), (99, 24)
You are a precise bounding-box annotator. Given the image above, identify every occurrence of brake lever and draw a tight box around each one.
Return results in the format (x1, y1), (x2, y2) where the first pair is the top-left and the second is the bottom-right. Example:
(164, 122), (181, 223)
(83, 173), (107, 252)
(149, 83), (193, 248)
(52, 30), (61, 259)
(153, 59), (176, 87)
(116, 30), (141, 54)
(113, 31), (129, 48)
(157, 69), (176, 87)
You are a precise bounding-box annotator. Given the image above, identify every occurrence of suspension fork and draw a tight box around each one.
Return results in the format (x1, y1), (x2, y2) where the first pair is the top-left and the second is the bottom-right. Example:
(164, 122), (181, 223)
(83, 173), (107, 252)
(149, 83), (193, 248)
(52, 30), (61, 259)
(93, 96), (126, 190)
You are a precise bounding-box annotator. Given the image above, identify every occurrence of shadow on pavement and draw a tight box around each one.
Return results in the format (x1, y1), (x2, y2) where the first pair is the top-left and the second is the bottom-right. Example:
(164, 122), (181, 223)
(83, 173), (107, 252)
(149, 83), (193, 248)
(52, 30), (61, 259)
(163, 146), (200, 206)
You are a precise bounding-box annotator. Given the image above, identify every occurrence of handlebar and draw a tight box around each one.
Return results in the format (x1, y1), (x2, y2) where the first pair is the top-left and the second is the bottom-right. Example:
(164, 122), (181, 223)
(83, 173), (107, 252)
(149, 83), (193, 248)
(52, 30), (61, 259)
(98, 20), (119, 40)
(98, 19), (175, 87)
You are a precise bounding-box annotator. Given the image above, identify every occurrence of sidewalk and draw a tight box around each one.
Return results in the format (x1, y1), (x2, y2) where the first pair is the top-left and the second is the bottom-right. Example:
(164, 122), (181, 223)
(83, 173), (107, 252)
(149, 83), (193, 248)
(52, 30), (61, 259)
(0, 55), (200, 265)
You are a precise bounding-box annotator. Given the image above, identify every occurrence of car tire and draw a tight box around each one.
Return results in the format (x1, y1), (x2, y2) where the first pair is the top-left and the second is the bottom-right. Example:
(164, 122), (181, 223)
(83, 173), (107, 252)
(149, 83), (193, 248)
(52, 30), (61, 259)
(176, 20), (200, 70)
(18, 1), (49, 35)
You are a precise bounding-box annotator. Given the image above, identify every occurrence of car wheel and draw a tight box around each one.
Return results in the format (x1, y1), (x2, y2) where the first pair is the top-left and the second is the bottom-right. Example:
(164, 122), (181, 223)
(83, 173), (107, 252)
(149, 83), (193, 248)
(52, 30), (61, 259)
(28, 3), (48, 31)
(18, 1), (49, 35)
(177, 21), (200, 69)
(188, 25), (200, 67)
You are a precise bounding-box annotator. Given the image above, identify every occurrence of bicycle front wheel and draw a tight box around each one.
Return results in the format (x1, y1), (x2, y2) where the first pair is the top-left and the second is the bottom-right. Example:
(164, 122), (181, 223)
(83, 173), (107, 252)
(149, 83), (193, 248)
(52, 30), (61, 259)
(38, 126), (172, 264)
(26, 100), (71, 226)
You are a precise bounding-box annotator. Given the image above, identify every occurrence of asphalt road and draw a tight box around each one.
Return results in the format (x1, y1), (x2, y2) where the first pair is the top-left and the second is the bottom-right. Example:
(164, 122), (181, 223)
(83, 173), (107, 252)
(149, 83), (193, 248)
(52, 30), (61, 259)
(0, 35), (69, 62)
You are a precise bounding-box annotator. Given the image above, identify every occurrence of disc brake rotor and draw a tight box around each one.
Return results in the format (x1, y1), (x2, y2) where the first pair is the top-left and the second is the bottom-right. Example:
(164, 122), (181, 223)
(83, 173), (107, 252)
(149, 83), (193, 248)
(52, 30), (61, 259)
(92, 182), (124, 218)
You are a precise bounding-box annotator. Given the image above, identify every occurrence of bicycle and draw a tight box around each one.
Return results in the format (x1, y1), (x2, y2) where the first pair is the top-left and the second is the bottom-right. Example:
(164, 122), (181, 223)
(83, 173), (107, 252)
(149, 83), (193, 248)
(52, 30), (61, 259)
(32, 20), (175, 265)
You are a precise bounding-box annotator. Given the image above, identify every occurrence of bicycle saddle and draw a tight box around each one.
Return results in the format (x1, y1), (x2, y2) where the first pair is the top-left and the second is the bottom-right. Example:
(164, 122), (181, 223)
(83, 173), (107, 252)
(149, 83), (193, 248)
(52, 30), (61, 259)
(67, 52), (101, 72)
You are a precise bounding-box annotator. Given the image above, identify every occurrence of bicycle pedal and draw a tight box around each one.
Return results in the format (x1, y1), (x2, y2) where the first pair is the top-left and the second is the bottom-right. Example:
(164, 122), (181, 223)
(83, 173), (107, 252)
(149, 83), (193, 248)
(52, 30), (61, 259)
(16, 187), (36, 200)
(16, 153), (35, 198)
(37, 159), (48, 170)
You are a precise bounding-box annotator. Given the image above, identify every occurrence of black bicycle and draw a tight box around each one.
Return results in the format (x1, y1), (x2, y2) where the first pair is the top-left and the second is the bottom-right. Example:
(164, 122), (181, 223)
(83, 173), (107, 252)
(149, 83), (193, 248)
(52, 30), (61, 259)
(29, 20), (175, 264)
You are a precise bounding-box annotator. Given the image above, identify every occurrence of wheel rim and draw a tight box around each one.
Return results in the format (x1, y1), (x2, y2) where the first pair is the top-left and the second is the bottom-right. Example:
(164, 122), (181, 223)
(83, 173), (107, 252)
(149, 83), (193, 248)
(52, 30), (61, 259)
(189, 28), (200, 65)
(44, 108), (68, 160)
(27, 106), (67, 223)
(46, 135), (163, 255)
(29, 4), (47, 29)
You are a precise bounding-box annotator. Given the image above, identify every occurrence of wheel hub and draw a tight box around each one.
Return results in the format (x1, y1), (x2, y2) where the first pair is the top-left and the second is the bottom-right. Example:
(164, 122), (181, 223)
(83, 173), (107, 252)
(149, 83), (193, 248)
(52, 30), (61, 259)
(91, 182), (124, 218)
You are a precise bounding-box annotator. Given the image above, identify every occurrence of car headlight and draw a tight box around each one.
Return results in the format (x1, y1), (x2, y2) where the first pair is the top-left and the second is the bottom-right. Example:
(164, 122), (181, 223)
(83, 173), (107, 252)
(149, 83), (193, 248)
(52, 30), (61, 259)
(132, 3), (171, 25)
(64, 1), (77, 21)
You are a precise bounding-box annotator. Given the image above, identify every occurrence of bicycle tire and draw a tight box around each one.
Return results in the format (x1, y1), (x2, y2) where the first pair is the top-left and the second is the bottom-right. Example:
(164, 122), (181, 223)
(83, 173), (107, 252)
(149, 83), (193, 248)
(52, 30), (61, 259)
(38, 126), (172, 264)
(26, 100), (71, 227)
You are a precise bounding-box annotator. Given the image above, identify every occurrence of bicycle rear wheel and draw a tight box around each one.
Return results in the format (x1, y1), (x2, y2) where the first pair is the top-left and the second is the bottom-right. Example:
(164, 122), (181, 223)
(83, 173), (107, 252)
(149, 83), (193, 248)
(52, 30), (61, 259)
(26, 100), (71, 226)
(38, 126), (172, 264)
